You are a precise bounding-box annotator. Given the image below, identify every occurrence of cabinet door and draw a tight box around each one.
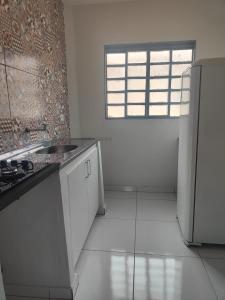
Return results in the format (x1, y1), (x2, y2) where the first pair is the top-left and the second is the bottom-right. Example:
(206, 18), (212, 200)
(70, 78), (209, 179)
(66, 159), (89, 269)
(86, 147), (99, 226)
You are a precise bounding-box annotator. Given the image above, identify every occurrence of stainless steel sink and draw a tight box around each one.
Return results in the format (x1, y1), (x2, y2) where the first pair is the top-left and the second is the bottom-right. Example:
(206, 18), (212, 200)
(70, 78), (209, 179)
(35, 145), (78, 154)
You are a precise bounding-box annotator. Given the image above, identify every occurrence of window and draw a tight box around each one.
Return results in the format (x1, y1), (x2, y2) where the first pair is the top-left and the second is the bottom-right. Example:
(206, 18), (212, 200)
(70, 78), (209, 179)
(105, 41), (195, 119)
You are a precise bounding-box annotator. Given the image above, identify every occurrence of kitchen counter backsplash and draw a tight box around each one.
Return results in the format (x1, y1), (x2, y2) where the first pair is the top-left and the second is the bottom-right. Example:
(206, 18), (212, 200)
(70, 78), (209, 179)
(0, 0), (70, 154)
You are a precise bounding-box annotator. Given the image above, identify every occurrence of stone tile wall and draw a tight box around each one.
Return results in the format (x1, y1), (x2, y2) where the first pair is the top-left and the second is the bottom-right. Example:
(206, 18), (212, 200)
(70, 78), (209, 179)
(0, 0), (70, 154)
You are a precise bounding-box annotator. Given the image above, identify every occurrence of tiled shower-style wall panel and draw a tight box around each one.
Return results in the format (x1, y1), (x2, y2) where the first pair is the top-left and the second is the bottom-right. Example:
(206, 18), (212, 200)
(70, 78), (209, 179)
(0, 0), (70, 154)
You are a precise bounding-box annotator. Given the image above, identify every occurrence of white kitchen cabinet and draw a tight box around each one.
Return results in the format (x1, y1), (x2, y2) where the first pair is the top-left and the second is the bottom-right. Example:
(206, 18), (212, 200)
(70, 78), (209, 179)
(64, 157), (89, 271)
(0, 172), (72, 299)
(0, 142), (104, 299)
(60, 145), (99, 271)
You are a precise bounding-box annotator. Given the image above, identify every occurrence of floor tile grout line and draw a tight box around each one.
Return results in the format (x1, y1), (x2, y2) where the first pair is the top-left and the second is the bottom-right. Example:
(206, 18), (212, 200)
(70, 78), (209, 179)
(105, 197), (176, 201)
(198, 256), (225, 261)
(82, 248), (135, 255)
(136, 219), (178, 223)
(96, 216), (136, 221)
(132, 190), (138, 300)
(82, 247), (208, 259)
(98, 217), (177, 222)
(201, 257), (219, 300)
(137, 199), (177, 202)
(133, 252), (201, 258)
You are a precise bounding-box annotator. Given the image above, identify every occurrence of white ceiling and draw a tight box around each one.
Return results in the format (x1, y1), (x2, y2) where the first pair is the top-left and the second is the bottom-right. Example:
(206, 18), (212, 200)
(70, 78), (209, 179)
(63, 0), (136, 5)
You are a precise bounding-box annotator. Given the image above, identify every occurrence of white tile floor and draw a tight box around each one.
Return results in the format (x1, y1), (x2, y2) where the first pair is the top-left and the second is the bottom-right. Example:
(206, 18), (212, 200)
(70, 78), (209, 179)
(75, 191), (225, 300)
(83, 218), (136, 253)
(7, 191), (225, 300)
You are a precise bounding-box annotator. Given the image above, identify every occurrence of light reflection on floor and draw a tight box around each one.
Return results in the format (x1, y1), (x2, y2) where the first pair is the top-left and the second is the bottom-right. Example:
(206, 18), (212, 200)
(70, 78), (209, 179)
(110, 255), (134, 299)
(135, 256), (182, 300)
(109, 254), (182, 300)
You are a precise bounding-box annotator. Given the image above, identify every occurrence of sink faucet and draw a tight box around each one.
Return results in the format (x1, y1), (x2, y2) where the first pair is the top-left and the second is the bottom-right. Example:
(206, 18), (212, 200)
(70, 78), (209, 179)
(24, 123), (47, 133)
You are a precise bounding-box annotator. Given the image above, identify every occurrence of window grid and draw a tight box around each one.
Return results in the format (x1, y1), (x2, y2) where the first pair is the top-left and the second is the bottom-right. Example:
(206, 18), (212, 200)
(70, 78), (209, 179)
(167, 50), (172, 117)
(145, 50), (150, 117)
(105, 41), (195, 119)
(124, 51), (128, 118)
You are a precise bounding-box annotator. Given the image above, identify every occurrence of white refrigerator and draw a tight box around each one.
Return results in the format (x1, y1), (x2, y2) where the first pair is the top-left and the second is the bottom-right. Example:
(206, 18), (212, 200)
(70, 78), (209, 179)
(177, 57), (225, 245)
(0, 265), (6, 300)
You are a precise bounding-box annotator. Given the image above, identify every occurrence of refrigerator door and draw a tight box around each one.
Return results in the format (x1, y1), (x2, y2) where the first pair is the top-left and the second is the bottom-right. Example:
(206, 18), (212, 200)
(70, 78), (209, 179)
(0, 265), (6, 300)
(177, 65), (201, 243)
(194, 63), (225, 243)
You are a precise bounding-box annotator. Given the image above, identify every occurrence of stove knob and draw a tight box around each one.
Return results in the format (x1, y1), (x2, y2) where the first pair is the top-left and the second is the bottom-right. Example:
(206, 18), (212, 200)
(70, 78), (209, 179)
(11, 160), (18, 167)
(0, 160), (8, 168)
(21, 160), (34, 171)
(21, 160), (29, 171)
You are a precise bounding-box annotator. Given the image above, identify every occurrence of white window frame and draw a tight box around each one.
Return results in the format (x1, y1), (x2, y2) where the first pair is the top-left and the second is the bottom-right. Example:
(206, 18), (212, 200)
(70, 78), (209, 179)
(104, 40), (196, 119)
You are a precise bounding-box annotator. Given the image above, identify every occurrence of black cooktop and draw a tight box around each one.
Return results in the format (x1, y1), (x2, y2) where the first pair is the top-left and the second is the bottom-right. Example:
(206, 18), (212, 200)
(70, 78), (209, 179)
(0, 160), (59, 211)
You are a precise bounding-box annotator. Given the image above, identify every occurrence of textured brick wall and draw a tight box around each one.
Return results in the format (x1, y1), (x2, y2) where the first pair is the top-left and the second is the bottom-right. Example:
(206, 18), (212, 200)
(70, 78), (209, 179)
(0, 0), (70, 154)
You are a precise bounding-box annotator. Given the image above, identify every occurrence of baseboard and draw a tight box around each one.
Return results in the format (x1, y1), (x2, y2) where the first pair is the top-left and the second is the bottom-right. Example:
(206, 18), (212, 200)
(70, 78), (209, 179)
(137, 185), (176, 193)
(104, 185), (176, 193)
(104, 185), (136, 192)
(5, 284), (73, 299)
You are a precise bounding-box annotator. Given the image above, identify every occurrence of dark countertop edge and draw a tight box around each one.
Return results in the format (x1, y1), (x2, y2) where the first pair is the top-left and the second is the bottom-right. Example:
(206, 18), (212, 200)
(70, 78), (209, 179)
(0, 139), (99, 212)
(0, 163), (59, 212)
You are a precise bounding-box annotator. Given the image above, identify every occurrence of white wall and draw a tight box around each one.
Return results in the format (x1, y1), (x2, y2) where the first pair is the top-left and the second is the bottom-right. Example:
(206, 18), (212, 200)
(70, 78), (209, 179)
(63, 5), (81, 138)
(67, 0), (225, 189)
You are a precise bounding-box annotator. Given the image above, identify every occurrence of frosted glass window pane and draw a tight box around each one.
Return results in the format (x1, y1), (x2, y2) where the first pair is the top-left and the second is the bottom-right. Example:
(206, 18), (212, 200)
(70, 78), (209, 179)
(172, 64), (190, 76)
(108, 106), (125, 118)
(127, 105), (145, 116)
(149, 105), (168, 116)
(107, 53), (125, 65)
(128, 79), (146, 90)
(107, 93), (125, 104)
(170, 104), (180, 117)
(150, 92), (168, 103)
(150, 51), (170, 62)
(107, 67), (125, 78)
(171, 91), (181, 102)
(150, 64), (169, 76)
(182, 75), (191, 89)
(128, 51), (147, 63)
(181, 90), (190, 102)
(180, 103), (190, 115)
(107, 80), (125, 91)
(150, 78), (168, 90)
(127, 92), (145, 103)
(172, 49), (192, 62)
(171, 78), (181, 89)
(128, 65), (146, 77)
